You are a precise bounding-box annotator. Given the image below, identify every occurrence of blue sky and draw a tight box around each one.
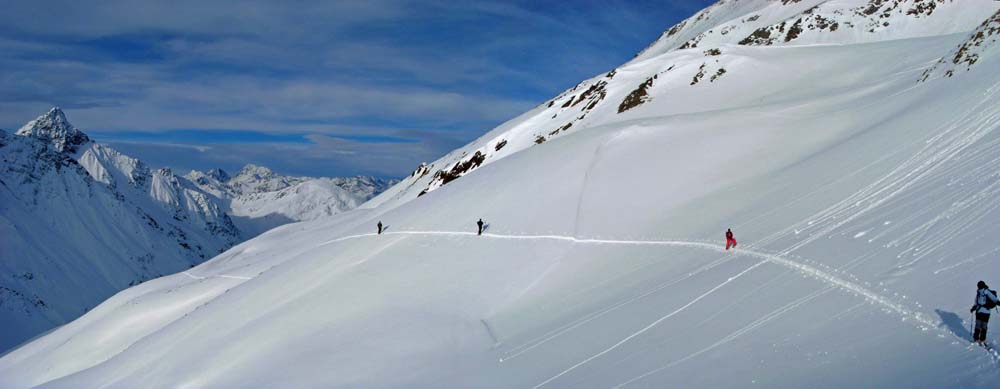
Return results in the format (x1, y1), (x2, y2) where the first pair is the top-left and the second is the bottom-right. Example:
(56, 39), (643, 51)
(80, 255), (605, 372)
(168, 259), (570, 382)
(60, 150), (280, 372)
(1, 0), (713, 178)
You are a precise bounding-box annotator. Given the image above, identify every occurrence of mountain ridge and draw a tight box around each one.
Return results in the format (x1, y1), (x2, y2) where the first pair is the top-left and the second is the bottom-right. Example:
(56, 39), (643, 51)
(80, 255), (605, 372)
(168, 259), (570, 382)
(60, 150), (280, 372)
(0, 109), (394, 351)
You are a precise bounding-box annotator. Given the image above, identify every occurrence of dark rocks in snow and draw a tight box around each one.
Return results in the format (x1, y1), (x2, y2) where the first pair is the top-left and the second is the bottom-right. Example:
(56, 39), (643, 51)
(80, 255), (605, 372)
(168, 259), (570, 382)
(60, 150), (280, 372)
(906, 1), (937, 17)
(691, 63), (708, 85)
(549, 122), (573, 136)
(740, 26), (777, 45)
(812, 15), (840, 32)
(572, 81), (608, 107)
(740, 8), (842, 46)
(679, 34), (705, 50)
(711, 68), (728, 82)
(786, 19), (804, 42)
(411, 163), (431, 178)
(619, 76), (655, 113)
(0, 286), (48, 314)
(665, 20), (687, 38)
(861, 0), (940, 19)
(950, 10), (1000, 68)
(919, 9), (1000, 82)
(426, 150), (487, 191)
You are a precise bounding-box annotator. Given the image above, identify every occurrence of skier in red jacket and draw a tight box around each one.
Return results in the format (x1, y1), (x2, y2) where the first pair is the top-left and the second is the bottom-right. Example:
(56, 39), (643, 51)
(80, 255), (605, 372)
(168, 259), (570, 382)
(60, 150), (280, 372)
(725, 228), (737, 250)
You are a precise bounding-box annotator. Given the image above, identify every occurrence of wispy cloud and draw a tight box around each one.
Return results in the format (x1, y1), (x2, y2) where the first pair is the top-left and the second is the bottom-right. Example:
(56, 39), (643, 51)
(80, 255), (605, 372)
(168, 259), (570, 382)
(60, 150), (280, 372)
(1, 0), (714, 177)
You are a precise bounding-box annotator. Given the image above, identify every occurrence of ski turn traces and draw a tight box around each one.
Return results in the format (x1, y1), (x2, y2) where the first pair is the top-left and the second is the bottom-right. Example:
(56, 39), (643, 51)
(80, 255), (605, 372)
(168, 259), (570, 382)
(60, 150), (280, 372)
(321, 230), (949, 387)
(316, 230), (938, 330)
(174, 229), (965, 387)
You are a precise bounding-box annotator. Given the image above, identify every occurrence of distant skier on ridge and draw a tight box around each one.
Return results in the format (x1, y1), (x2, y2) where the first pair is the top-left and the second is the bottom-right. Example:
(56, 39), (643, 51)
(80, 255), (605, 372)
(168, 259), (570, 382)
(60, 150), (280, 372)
(971, 280), (998, 345)
(477, 218), (484, 236)
(377, 221), (383, 235)
(725, 228), (737, 250)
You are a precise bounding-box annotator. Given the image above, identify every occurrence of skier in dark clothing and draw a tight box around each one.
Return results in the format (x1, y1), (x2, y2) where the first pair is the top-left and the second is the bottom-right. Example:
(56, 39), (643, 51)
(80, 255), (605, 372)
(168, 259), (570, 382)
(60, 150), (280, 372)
(477, 219), (484, 236)
(377, 221), (383, 235)
(725, 228), (737, 250)
(971, 280), (998, 345)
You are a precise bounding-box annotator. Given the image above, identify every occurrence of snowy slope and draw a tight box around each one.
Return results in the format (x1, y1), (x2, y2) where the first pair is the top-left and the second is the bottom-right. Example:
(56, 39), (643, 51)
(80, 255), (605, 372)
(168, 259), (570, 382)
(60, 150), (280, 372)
(4, 1), (1000, 387)
(368, 0), (1000, 209)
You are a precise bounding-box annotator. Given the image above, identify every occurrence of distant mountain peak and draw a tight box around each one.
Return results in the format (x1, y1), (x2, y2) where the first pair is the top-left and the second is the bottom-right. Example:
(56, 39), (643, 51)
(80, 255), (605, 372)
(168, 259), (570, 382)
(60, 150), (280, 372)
(206, 168), (230, 182)
(235, 164), (276, 179)
(15, 107), (91, 153)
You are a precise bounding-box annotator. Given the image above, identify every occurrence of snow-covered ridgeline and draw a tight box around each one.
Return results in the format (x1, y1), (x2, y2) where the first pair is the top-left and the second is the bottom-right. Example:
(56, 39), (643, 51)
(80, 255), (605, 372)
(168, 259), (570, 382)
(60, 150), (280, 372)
(369, 0), (1000, 209)
(0, 109), (393, 351)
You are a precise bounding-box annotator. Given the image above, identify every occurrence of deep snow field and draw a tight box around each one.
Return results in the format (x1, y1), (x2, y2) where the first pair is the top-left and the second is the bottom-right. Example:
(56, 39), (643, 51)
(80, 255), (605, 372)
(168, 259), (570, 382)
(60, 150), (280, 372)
(3, 0), (1000, 387)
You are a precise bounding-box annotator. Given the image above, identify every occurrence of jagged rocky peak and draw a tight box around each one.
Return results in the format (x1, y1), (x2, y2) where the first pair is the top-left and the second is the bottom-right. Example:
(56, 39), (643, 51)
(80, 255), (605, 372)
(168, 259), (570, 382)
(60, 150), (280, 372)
(236, 164), (276, 180)
(206, 168), (229, 182)
(186, 167), (230, 186)
(15, 107), (91, 153)
(226, 163), (308, 196)
(155, 167), (175, 177)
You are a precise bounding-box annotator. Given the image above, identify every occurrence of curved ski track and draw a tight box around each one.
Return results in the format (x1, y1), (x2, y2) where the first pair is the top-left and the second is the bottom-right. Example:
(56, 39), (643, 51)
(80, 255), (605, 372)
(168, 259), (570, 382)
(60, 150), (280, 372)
(180, 230), (948, 387)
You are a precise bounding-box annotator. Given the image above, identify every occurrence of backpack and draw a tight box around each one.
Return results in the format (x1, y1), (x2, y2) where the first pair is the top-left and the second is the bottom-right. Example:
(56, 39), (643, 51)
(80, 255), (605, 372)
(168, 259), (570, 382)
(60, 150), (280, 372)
(984, 289), (999, 310)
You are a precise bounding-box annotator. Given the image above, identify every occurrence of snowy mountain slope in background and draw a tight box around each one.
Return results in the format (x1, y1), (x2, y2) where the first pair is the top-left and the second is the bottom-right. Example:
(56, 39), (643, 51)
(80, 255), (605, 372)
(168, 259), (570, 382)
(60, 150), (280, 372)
(367, 0), (1000, 209)
(5, 0), (1000, 387)
(0, 109), (393, 352)
(187, 164), (395, 236)
(0, 122), (222, 353)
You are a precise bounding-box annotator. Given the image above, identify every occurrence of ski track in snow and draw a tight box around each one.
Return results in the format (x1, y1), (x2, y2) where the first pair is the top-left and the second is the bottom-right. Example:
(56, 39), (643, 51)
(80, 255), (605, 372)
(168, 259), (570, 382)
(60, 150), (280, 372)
(180, 271), (205, 280)
(181, 271), (250, 281)
(755, 80), (1000, 263)
(217, 275), (252, 280)
(176, 230), (942, 388)
(532, 259), (770, 389)
(315, 231), (937, 332)
(613, 286), (836, 388)
(499, 253), (737, 362)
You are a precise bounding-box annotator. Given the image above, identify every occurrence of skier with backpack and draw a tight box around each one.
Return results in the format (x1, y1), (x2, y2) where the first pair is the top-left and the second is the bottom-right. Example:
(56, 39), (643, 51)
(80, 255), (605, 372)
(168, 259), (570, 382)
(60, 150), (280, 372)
(725, 228), (737, 250)
(477, 219), (484, 236)
(377, 221), (383, 235)
(970, 280), (999, 345)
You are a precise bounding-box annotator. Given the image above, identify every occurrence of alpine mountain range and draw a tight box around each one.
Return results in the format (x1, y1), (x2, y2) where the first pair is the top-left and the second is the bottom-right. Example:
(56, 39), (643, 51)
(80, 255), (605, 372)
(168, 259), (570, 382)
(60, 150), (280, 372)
(0, 108), (394, 352)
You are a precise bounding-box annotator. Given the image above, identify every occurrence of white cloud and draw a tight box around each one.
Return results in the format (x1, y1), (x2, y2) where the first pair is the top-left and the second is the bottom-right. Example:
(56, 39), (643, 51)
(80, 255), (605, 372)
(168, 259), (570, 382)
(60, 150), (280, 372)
(1, 0), (715, 176)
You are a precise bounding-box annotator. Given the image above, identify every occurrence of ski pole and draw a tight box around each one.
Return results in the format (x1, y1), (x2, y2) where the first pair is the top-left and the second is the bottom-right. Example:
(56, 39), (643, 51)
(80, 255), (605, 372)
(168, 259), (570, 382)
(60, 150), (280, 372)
(971, 312), (975, 342)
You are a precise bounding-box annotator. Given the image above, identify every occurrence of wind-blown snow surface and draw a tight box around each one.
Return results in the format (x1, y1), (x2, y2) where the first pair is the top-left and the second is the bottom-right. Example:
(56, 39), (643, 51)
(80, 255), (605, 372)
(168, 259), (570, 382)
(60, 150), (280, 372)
(5, 0), (1000, 387)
